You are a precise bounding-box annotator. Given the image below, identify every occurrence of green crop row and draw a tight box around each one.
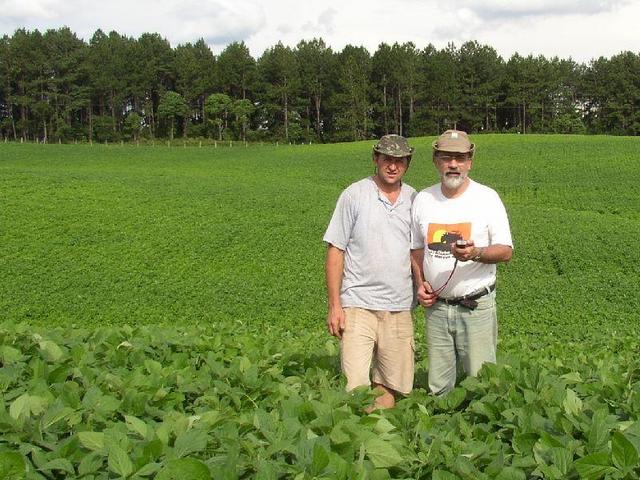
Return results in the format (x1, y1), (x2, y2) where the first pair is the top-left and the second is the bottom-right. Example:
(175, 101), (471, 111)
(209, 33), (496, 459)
(1, 324), (640, 479)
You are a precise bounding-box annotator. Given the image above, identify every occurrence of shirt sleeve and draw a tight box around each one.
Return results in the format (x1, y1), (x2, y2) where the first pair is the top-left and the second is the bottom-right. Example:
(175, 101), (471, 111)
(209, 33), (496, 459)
(488, 191), (513, 248)
(410, 194), (425, 250)
(323, 189), (356, 250)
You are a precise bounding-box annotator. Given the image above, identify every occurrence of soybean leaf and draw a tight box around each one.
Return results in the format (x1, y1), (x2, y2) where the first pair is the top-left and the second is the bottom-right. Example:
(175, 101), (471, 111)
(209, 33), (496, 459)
(310, 443), (330, 476)
(156, 422), (171, 445)
(9, 394), (48, 421)
(364, 437), (403, 468)
(453, 456), (475, 478)
(41, 404), (75, 430)
(470, 400), (497, 421)
(125, 415), (149, 439)
(436, 388), (466, 411)
(485, 449), (505, 476)
(198, 410), (222, 428)
(562, 389), (582, 416)
(560, 372), (583, 383)
(512, 432), (537, 455)
(372, 416), (396, 434)
(432, 471), (460, 480)
(539, 432), (564, 449)
(535, 464), (564, 480)
(495, 467), (526, 480)
(330, 422), (351, 445)
(612, 431), (638, 471)
(39, 340), (65, 363)
(144, 359), (162, 375)
(0, 451), (27, 480)
(39, 458), (75, 475)
(78, 431), (105, 452)
(574, 451), (617, 480)
(135, 462), (161, 477)
(142, 439), (164, 463)
(108, 445), (133, 478)
(511, 455), (537, 469)
(587, 409), (610, 453)
(0, 346), (22, 364)
(174, 428), (209, 458)
(550, 447), (573, 476)
(78, 452), (104, 476)
(9, 394), (30, 421)
(82, 387), (120, 417)
(253, 459), (277, 480)
(370, 468), (392, 480)
(325, 451), (350, 479)
(156, 458), (211, 480)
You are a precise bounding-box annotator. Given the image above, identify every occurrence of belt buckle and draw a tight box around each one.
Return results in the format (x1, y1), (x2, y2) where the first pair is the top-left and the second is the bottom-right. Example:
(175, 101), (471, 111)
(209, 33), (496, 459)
(460, 298), (478, 310)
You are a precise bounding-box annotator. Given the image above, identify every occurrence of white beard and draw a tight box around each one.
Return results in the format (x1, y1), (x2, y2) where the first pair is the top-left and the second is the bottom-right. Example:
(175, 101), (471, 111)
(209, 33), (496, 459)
(442, 173), (466, 190)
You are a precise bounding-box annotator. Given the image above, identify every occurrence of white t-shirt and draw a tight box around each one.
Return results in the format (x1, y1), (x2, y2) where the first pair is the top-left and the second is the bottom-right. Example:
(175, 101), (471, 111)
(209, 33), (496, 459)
(411, 180), (513, 298)
(324, 177), (416, 311)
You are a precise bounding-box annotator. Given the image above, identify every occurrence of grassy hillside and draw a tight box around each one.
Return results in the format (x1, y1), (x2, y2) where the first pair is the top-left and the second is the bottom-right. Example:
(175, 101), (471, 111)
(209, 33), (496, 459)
(1, 136), (640, 479)
(2, 136), (639, 340)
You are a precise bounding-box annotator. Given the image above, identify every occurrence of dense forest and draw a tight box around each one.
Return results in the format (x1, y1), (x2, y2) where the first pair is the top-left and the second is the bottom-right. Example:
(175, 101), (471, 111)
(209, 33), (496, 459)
(1, 27), (639, 143)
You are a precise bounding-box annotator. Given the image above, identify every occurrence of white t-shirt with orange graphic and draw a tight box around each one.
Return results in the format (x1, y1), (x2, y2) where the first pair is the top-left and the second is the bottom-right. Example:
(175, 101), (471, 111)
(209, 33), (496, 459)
(410, 180), (513, 298)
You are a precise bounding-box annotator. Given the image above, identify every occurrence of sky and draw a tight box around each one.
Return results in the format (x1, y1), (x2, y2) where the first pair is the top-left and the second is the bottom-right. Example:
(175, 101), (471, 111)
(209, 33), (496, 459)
(1, 0), (638, 63)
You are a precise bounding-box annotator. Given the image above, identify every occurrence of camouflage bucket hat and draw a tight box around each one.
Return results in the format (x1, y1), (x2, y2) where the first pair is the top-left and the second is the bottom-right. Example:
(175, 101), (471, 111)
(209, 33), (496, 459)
(373, 134), (414, 157)
(432, 130), (475, 155)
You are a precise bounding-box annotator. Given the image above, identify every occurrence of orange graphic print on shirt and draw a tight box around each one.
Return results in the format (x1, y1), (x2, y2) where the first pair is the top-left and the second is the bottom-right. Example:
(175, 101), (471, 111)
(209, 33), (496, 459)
(427, 223), (472, 254)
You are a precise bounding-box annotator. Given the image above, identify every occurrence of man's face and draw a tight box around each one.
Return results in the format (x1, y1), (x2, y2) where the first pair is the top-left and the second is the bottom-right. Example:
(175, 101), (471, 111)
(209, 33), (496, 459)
(374, 153), (410, 186)
(433, 152), (473, 190)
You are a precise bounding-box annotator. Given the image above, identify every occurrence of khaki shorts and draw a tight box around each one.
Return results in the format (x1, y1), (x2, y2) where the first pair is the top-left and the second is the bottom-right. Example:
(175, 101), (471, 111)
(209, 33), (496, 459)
(340, 308), (414, 395)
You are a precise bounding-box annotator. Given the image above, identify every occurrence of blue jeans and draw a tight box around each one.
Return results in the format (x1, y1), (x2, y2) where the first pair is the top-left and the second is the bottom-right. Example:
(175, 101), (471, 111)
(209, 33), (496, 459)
(425, 291), (497, 395)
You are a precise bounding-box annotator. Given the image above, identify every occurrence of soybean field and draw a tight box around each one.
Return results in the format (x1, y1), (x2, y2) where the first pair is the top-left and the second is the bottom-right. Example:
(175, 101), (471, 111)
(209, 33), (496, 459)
(1, 135), (640, 479)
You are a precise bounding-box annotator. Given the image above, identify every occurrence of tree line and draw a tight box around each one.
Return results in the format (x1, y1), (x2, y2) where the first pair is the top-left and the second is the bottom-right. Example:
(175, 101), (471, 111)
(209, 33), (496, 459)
(1, 27), (639, 143)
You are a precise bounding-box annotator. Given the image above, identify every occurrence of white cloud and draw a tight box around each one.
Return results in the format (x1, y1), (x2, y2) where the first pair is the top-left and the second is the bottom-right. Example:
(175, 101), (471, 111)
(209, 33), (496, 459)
(0, 0), (264, 48)
(0, 0), (60, 20)
(164, 0), (265, 45)
(300, 8), (337, 36)
(0, 0), (638, 63)
(456, 0), (629, 18)
(471, 1), (640, 62)
(318, 8), (337, 32)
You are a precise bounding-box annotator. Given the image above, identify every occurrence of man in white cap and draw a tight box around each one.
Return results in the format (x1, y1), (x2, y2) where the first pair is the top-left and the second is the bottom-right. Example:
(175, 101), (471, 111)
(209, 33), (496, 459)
(410, 130), (513, 395)
(324, 134), (416, 410)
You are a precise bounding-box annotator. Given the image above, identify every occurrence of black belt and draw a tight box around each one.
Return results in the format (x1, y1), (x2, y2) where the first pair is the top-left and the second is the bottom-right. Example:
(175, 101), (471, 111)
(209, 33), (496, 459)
(437, 283), (496, 310)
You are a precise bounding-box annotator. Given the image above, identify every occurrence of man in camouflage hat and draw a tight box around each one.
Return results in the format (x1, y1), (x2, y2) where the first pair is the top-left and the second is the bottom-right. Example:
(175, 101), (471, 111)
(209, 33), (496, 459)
(323, 134), (417, 410)
(410, 129), (513, 395)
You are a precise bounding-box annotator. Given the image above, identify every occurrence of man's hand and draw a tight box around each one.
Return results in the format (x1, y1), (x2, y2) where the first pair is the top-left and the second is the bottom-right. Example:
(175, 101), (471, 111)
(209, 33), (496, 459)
(417, 281), (438, 307)
(327, 306), (346, 338)
(452, 239), (482, 262)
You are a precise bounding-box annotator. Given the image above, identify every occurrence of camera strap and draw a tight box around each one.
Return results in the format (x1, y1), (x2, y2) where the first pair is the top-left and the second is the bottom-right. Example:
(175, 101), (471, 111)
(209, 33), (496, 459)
(429, 259), (459, 296)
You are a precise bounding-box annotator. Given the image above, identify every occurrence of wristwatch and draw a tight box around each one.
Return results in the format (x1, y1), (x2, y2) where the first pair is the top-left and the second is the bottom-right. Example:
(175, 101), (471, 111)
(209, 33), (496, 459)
(472, 247), (484, 262)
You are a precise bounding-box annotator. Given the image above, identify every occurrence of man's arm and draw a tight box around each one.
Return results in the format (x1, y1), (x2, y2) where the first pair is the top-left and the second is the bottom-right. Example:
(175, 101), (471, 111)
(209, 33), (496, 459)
(452, 241), (512, 264)
(325, 244), (346, 338)
(411, 248), (438, 307)
(473, 244), (512, 264)
(410, 248), (425, 285)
